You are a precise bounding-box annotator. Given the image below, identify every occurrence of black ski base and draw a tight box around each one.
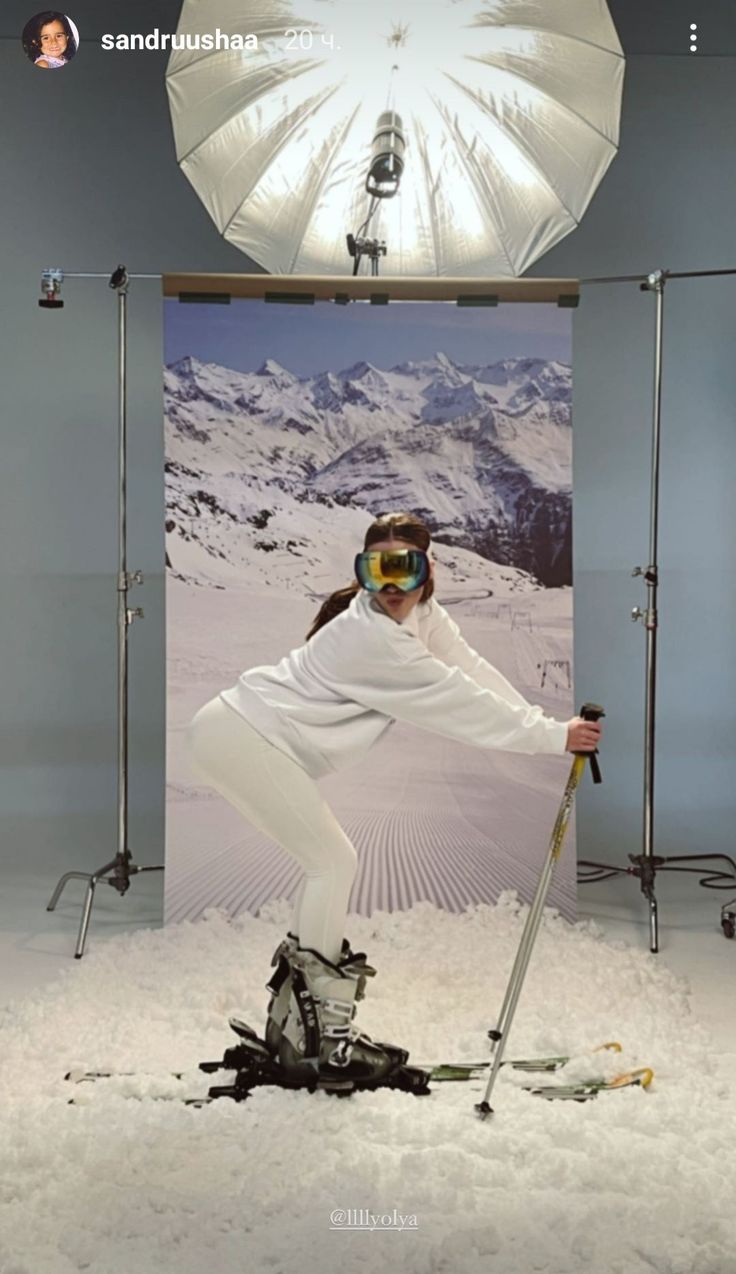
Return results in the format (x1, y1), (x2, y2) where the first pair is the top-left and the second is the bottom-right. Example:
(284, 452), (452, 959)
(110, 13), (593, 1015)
(196, 1022), (433, 1102)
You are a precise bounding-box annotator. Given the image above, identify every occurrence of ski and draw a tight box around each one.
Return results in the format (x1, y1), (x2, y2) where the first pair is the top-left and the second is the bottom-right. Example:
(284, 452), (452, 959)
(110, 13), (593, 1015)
(427, 1040), (623, 1080)
(65, 1067), (189, 1085)
(65, 1017), (644, 1105)
(68, 1089), (217, 1108)
(66, 1062), (433, 1105)
(526, 1067), (654, 1102)
(64, 1039), (623, 1087)
(65, 1065), (653, 1107)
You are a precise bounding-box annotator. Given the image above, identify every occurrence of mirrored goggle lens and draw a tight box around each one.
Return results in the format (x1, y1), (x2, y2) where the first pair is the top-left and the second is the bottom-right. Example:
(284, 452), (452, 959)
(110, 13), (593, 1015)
(355, 550), (428, 592)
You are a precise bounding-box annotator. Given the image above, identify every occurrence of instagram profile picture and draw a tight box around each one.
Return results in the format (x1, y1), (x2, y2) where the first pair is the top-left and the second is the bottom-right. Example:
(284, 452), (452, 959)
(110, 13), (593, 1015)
(22, 11), (79, 69)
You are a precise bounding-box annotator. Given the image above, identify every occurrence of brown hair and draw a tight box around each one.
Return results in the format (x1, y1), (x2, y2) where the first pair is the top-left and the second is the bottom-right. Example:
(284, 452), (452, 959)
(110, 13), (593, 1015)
(305, 511), (435, 641)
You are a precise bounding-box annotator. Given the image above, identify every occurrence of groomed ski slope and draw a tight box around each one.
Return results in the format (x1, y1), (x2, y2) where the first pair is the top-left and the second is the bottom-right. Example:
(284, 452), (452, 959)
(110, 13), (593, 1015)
(2, 895), (734, 1274)
(166, 575), (577, 925)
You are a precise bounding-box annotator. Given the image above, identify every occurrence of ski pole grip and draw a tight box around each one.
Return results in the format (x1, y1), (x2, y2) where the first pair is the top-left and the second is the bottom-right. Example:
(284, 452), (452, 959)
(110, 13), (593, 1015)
(579, 702), (604, 785)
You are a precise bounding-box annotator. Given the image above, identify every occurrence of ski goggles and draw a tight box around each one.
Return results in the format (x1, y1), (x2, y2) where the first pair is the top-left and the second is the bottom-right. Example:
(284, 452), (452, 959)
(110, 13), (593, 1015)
(354, 549), (430, 593)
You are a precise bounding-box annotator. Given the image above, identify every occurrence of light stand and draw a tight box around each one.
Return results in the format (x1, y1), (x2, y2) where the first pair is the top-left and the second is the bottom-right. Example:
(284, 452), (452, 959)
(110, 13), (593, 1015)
(45, 265), (165, 957)
(576, 265), (736, 952)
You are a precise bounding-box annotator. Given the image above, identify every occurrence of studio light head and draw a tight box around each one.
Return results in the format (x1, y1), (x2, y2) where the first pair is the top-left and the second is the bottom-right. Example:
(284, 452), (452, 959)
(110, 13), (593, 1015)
(39, 268), (64, 309)
(346, 234), (387, 259)
(109, 265), (130, 292)
(349, 110), (405, 273)
(366, 110), (406, 198)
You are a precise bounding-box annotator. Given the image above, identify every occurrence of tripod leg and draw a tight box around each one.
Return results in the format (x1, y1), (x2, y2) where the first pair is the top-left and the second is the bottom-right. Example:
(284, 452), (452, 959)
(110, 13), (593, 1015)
(47, 871), (94, 911)
(47, 858), (119, 912)
(75, 877), (99, 959)
(48, 858), (164, 957)
(72, 858), (131, 958)
(649, 894), (658, 954)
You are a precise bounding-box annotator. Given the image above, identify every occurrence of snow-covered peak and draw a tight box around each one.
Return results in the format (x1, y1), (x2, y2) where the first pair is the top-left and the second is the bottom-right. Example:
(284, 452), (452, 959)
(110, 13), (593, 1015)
(421, 379), (488, 425)
(334, 360), (389, 403)
(388, 354), (460, 379)
(426, 351), (466, 390)
(473, 357), (546, 386)
(256, 358), (296, 381)
(168, 354), (206, 378)
(340, 360), (383, 382)
(312, 371), (347, 411)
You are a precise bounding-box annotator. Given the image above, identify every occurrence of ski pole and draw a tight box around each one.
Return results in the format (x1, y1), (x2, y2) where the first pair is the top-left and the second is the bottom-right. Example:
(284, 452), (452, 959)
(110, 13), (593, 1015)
(475, 702), (605, 1120)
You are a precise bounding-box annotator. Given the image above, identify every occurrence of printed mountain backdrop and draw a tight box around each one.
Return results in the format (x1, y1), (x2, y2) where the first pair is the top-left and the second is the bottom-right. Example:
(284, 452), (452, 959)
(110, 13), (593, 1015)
(164, 352), (571, 591)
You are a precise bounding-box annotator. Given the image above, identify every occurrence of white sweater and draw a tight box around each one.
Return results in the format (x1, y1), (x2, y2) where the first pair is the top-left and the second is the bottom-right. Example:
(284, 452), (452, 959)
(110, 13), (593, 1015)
(219, 589), (569, 779)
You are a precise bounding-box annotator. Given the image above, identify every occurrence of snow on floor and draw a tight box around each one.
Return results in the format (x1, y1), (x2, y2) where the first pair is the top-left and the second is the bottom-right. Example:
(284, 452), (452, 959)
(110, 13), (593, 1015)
(1, 895), (735, 1274)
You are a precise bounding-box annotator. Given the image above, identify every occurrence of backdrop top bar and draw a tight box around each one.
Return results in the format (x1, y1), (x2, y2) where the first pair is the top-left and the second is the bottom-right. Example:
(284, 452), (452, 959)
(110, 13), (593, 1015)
(162, 274), (579, 304)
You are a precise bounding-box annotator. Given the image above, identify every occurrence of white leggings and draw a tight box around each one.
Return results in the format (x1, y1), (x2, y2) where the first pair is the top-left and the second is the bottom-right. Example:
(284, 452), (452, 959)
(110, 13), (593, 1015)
(186, 696), (357, 964)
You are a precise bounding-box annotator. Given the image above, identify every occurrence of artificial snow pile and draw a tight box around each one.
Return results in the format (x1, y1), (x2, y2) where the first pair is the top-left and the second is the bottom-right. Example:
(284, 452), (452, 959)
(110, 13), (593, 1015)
(1, 896), (734, 1274)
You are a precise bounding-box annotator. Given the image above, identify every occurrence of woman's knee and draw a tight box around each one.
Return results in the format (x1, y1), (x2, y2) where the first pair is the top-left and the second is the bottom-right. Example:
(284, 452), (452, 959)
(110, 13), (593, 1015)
(305, 836), (357, 885)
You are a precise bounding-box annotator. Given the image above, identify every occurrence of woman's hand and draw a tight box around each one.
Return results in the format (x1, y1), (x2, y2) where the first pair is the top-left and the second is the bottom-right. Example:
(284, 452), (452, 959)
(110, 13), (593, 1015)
(565, 716), (602, 753)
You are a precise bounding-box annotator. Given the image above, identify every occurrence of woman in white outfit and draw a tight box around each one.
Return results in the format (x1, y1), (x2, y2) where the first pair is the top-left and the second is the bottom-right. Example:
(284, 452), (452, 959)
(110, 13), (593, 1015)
(187, 511), (601, 1086)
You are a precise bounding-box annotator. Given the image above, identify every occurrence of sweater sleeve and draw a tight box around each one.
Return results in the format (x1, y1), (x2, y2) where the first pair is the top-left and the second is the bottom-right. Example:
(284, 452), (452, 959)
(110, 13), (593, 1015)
(323, 624), (568, 757)
(424, 600), (535, 709)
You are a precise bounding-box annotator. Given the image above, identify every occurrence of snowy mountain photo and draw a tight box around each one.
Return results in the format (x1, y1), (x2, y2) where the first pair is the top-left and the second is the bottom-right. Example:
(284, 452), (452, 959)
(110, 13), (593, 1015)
(163, 301), (575, 928)
(164, 350), (571, 594)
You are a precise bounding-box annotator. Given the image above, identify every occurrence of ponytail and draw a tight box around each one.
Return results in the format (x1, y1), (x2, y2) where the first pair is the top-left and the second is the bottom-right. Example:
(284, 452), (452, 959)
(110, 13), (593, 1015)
(305, 582), (361, 642)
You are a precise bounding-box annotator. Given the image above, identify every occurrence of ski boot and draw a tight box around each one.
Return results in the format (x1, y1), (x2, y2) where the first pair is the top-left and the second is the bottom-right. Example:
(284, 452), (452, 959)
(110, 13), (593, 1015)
(264, 931), (299, 1058)
(265, 933), (407, 1065)
(275, 941), (411, 1086)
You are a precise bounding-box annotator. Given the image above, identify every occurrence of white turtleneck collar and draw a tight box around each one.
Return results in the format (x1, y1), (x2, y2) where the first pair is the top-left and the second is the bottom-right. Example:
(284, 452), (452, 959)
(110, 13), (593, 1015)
(361, 588), (425, 635)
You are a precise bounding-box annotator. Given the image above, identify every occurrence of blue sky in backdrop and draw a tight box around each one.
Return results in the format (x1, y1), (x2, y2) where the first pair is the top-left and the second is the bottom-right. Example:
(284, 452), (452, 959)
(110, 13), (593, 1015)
(164, 299), (572, 376)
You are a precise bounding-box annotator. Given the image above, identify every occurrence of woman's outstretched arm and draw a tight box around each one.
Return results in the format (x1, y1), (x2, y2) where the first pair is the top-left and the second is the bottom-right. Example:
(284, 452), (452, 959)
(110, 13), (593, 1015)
(308, 623), (568, 757)
(423, 601), (535, 708)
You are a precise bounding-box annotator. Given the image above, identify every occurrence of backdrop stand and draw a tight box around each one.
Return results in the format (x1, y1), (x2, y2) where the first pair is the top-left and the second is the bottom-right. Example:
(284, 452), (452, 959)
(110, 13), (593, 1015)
(44, 270), (578, 957)
(40, 265), (736, 955)
(45, 265), (164, 958)
(577, 265), (736, 952)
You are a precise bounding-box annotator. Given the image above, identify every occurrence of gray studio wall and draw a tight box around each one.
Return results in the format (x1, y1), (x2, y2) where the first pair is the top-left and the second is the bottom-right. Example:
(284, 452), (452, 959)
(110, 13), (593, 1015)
(1, 4), (734, 900)
(532, 59), (736, 872)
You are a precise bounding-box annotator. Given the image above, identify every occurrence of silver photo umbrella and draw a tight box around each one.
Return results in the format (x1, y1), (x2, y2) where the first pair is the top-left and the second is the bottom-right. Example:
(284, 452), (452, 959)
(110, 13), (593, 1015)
(166, 0), (625, 276)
